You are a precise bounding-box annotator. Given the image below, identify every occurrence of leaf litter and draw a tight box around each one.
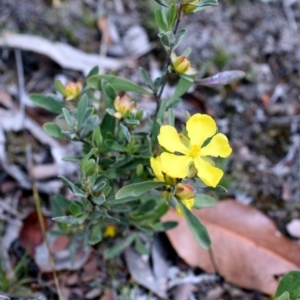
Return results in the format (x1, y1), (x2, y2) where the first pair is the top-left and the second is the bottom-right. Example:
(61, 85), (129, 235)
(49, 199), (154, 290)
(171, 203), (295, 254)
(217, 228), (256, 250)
(1, 0), (300, 299)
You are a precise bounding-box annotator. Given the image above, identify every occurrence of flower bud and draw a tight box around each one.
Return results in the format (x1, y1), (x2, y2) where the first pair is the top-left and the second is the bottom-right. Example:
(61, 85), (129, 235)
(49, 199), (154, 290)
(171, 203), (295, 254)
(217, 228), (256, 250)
(113, 94), (137, 119)
(173, 56), (190, 74)
(171, 52), (198, 76)
(175, 183), (195, 200)
(64, 81), (82, 101)
(182, 0), (199, 15)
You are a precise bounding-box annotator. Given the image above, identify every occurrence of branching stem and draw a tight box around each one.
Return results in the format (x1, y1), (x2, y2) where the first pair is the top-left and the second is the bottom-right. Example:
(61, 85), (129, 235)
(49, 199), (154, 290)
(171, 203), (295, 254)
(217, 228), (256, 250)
(154, 6), (183, 116)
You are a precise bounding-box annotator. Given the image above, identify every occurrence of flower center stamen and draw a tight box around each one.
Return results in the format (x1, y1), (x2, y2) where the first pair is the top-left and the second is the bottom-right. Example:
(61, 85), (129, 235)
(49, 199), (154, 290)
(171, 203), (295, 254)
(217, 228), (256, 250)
(190, 145), (200, 158)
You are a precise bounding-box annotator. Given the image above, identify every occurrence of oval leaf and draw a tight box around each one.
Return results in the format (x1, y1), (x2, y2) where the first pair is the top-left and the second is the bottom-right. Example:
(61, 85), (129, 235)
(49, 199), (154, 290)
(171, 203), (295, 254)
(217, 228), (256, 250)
(196, 70), (245, 86)
(178, 201), (211, 249)
(275, 271), (300, 299)
(194, 194), (216, 209)
(43, 122), (66, 139)
(87, 75), (152, 96)
(29, 94), (64, 114)
(115, 181), (166, 199)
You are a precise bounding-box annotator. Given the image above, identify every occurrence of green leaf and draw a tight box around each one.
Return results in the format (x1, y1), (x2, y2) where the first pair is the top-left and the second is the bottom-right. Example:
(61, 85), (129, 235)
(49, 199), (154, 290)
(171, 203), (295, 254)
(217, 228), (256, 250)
(92, 194), (106, 205)
(87, 75), (152, 95)
(155, 9), (168, 32)
(178, 201), (211, 249)
(167, 4), (177, 30)
(151, 97), (168, 148)
(116, 181), (165, 199)
(104, 234), (136, 259)
(43, 122), (66, 139)
(29, 94), (64, 114)
(139, 67), (153, 89)
(78, 107), (94, 131)
(101, 80), (117, 108)
(54, 79), (65, 95)
(274, 292), (290, 300)
(89, 222), (102, 245)
(135, 237), (150, 255)
(168, 108), (175, 126)
(120, 123), (131, 143)
(193, 194), (216, 209)
(275, 271), (300, 300)
(160, 31), (176, 47)
(77, 94), (88, 129)
(154, 0), (169, 7)
(92, 127), (103, 149)
(69, 201), (83, 217)
(81, 115), (100, 138)
(160, 221), (178, 231)
(58, 175), (87, 198)
(53, 215), (80, 225)
(166, 76), (194, 107)
(86, 66), (99, 78)
(62, 155), (81, 162)
(62, 108), (72, 127)
(182, 47), (192, 58)
(193, 0), (218, 12)
(174, 29), (188, 49)
(132, 199), (157, 216)
(101, 113), (115, 138)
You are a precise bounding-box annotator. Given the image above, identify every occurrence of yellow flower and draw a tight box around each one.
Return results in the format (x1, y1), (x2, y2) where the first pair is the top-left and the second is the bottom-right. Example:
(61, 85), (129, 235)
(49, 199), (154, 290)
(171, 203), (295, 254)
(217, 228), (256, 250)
(104, 225), (117, 238)
(182, 0), (199, 15)
(150, 156), (178, 185)
(64, 81), (82, 101)
(158, 113), (232, 188)
(171, 52), (198, 76)
(113, 94), (136, 119)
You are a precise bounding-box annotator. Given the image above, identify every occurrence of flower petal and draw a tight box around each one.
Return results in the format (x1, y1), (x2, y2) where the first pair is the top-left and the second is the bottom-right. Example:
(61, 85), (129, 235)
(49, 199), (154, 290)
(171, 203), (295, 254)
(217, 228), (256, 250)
(150, 156), (164, 182)
(200, 133), (232, 157)
(186, 114), (217, 147)
(160, 153), (193, 178)
(158, 125), (189, 154)
(176, 198), (194, 215)
(194, 156), (223, 187)
(185, 67), (198, 75)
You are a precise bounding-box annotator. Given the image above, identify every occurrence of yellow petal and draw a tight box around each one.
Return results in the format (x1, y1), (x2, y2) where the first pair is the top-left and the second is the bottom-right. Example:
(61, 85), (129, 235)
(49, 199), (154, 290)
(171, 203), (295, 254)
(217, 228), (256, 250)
(182, 198), (194, 210)
(200, 133), (232, 157)
(185, 67), (198, 76)
(194, 156), (224, 187)
(158, 125), (189, 154)
(150, 156), (164, 182)
(160, 153), (192, 178)
(186, 114), (217, 147)
(176, 198), (194, 215)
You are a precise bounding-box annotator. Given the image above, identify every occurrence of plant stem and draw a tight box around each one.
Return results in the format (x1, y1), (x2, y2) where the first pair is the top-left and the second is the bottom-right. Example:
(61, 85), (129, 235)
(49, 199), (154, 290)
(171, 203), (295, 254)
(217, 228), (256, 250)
(26, 145), (64, 300)
(154, 7), (183, 116)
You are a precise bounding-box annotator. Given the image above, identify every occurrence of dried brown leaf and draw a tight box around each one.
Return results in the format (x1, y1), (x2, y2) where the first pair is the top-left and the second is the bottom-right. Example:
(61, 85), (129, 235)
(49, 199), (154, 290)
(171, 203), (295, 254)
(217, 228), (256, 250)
(20, 210), (50, 256)
(162, 200), (300, 294)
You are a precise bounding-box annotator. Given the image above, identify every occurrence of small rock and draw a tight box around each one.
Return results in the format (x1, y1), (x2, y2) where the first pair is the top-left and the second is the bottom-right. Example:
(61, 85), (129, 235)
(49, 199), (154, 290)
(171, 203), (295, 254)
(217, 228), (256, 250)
(286, 219), (300, 238)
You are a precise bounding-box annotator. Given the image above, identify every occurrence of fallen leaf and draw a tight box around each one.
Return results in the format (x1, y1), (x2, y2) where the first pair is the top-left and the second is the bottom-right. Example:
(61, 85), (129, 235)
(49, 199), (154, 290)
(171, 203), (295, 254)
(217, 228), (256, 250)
(173, 282), (195, 300)
(81, 252), (100, 282)
(100, 289), (114, 300)
(20, 210), (50, 256)
(162, 200), (300, 295)
(34, 231), (91, 272)
(124, 247), (168, 299)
